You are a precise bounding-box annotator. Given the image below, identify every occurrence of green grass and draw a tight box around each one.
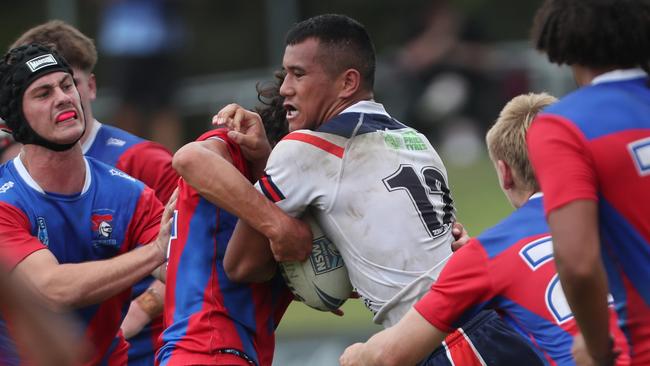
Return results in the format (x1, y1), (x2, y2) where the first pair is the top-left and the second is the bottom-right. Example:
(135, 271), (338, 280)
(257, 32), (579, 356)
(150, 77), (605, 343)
(447, 154), (514, 235)
(276, 153), (513, 336)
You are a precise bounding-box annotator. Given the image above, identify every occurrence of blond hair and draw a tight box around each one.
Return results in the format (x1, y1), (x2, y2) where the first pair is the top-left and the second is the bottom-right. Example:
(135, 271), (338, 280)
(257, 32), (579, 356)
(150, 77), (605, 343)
(11, 20), (97, 73)
(486, 92), (557, 192)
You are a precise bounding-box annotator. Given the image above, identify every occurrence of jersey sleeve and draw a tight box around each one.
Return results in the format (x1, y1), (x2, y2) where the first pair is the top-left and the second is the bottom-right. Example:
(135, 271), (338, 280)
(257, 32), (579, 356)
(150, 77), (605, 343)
(200, 129), (250, 178)
(527, 114), (598, 215)
(0, 203), (46, 270)
(255, 132), (339, 217)
(116, 141), (178, 204)
(414, 241), (493, 332)
(126, 187), (164, 249)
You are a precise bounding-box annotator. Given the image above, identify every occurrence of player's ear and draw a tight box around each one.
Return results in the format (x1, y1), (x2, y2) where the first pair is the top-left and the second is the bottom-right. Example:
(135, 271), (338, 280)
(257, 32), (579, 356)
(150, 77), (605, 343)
(88, 73), (97, 101)
(338, 69), (361, 99)
(497, 160), (514, 190)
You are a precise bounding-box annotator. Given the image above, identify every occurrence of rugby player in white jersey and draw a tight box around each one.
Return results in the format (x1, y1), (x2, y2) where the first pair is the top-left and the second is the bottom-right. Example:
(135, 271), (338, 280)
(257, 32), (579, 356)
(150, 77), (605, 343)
(189, 14), (544, 365)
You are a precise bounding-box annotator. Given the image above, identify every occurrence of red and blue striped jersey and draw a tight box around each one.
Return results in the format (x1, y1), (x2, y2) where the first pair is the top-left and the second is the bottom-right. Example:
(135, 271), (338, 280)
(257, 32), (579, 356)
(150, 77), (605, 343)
(0, 318), (18, 366)
(0, 156), (163, 366)
(82, 121), (177, 204)
(83, 121), (178, 365)
(159, 129), (292, 366)
(415, 195), (630, 366)
(527, 70), (650, 365)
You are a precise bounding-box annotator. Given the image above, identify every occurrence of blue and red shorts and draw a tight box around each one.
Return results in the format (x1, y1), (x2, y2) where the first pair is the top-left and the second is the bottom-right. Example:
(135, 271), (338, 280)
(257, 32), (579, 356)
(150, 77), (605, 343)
(419, 310), (544, 366)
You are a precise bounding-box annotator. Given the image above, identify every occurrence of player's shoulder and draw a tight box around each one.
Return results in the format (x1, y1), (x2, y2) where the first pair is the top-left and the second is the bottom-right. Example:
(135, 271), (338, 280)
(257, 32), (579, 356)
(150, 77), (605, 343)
(476, 196), (548, 258)
(87, 157), (144, 189)
(101, 124), (173, 158)
(94, 124), (147, 149)
(541, 85), (609, 120)
(0, 162), (22, 206)
(196, 128), (231, 143)
(273, 129), (346, 160)
(281, 129), (346, 143)
(539, 78), (650, 138)
(318, 101), (409, 138)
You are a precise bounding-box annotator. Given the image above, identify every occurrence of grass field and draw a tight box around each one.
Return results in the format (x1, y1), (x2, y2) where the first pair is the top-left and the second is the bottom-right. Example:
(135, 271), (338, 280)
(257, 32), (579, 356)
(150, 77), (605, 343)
(276, 152), (514, 336)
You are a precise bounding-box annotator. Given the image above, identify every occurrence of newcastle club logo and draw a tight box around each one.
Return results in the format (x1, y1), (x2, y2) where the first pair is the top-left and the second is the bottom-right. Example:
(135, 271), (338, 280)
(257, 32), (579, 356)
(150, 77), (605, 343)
(91, 210), (118, 248)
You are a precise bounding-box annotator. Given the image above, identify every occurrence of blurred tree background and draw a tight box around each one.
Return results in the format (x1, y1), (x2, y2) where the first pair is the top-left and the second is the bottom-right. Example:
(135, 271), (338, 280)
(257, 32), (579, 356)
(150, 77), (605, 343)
(1, 0), (564, 144)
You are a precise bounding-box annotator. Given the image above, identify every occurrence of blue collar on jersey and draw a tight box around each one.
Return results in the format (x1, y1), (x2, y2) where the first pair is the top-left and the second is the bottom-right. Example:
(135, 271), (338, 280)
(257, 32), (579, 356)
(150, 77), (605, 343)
(316, 101), (407, 138)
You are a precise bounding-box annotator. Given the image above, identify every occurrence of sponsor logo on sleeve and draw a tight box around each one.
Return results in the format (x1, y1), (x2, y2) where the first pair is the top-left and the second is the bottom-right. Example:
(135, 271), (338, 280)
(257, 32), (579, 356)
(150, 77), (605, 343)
(109, 168), (136, 182)
(106, 138), (126, 147)
(0, 181), (14, 194)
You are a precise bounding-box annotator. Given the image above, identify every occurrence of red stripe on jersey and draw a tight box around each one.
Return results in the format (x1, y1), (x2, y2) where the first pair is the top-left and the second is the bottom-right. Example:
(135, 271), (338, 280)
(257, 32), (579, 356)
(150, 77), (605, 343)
(527, 115), (598, 215)
(283, 132), (344, 158)
(621, 276), (649, 366)
(116, 141), (178, 204)
(260, 176), (283, 202)
(590, 130), (650, 246)
(0, 202), (47, 270)
(106, 332), (129, 366)
(124, 188), (164, 249)
(161, 181), (198, 340)
(83, 291), (131, 366)
(443, 329), (486, 366)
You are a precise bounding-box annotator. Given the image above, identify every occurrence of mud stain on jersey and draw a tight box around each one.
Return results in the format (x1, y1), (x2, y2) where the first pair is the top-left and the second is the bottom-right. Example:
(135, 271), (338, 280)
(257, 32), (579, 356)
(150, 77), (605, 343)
(344, 203), (363, 220)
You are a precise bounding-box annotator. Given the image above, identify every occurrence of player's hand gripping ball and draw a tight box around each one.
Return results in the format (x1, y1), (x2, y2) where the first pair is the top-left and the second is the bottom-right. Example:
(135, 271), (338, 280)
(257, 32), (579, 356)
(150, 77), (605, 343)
(279, 212), (353, 311)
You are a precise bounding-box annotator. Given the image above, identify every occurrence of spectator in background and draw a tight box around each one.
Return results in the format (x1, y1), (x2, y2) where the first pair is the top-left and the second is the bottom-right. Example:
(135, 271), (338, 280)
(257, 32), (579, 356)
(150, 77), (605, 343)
(376, 0), (502, 166)
(10, 20), (179, 366)
(97, 0), (186, 151)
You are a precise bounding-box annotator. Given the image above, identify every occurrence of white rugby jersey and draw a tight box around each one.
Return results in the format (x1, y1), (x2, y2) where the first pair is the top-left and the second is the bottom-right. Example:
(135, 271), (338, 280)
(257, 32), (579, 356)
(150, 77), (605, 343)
(256, 101), (455, 327)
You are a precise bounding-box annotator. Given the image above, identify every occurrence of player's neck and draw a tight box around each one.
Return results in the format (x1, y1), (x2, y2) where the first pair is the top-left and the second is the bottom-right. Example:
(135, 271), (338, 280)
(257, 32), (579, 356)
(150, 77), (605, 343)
(321, 94), (374, 126)
(509, 189), (536, 209)
(571, 65), (618, 86)
(79, 118), (100, 145)
(20, 144), (87, 195)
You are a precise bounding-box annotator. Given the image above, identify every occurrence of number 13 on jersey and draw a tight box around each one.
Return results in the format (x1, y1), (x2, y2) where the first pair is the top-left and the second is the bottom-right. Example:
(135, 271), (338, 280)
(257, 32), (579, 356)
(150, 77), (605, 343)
(383, 164), (455, 239)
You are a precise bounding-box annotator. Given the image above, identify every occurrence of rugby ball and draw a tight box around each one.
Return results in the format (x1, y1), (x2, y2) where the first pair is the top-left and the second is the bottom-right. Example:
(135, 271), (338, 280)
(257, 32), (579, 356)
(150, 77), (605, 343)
(279, 213), (353, 311)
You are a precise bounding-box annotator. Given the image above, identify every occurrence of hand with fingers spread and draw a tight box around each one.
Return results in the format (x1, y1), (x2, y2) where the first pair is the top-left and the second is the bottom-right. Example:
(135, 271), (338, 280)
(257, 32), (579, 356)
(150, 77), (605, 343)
(213, 103), (272, 165)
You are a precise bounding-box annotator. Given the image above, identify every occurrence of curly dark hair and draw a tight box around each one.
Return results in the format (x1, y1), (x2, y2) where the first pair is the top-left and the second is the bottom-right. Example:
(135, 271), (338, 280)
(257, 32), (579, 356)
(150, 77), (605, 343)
(254, 69), (288, 146)
(531, 0), (650, 74)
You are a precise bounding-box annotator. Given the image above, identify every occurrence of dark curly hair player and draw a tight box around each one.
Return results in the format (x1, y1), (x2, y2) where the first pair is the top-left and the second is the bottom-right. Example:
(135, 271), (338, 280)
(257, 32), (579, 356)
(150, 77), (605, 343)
(527, 1), (650, 365)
